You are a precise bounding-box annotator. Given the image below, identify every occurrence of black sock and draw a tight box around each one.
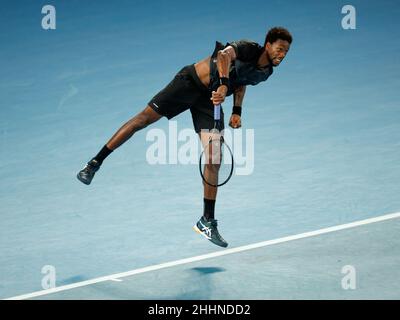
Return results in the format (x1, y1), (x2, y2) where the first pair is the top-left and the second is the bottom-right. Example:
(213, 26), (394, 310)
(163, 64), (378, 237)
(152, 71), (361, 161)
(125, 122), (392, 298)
(93, 145), (113, 165)
(203, 198), (216, 220)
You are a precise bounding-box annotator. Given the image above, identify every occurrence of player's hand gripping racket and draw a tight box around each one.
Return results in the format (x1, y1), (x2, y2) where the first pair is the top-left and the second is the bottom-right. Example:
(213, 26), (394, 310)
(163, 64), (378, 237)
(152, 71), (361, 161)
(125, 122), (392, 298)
(199, 104), (234, 187)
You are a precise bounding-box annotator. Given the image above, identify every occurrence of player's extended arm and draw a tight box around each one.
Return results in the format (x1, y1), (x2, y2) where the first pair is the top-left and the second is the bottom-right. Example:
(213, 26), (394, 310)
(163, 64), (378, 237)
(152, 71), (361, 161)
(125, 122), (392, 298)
(229, 85), (246, 129)
(233, 85), (246, 107)
(211, 46), (237, 105)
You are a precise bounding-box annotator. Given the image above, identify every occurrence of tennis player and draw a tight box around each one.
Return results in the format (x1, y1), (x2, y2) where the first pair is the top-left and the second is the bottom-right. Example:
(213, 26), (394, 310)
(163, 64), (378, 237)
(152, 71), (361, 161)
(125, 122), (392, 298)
(77, 27), (292, 247)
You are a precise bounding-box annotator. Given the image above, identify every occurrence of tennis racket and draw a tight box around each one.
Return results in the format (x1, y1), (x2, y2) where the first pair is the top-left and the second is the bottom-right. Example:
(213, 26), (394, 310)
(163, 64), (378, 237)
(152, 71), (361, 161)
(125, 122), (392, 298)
(199, 104), (234, 187)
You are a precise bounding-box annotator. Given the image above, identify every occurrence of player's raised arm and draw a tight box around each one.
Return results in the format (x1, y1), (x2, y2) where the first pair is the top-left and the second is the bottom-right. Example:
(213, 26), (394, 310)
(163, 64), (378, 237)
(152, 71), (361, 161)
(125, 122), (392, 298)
(211, 46), (237, 105)
(216, 46), (237, 79)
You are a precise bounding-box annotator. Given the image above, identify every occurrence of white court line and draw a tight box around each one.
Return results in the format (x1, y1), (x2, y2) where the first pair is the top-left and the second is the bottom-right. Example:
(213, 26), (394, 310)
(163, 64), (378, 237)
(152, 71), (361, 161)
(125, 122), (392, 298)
(4, 211), (400, 300)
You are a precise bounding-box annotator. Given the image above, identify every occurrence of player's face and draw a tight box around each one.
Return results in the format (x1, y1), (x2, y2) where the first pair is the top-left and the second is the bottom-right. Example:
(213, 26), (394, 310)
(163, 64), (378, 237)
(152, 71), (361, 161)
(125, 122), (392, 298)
(266, 39), (290, 66)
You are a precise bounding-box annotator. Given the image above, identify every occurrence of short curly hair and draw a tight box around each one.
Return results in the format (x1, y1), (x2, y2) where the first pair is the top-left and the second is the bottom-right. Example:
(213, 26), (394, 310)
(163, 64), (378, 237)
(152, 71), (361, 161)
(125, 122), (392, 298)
(264, 27), (292, 46)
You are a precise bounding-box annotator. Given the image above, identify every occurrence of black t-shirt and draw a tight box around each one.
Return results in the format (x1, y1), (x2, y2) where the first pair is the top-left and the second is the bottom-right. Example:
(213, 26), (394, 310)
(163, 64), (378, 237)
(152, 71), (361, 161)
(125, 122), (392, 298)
(209, 39), (274, 95)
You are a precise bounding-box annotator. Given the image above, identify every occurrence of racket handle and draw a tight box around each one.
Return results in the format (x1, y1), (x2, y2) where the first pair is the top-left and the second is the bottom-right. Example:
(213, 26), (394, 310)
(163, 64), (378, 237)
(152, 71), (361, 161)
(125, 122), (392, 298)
(214, 104), (221, 121)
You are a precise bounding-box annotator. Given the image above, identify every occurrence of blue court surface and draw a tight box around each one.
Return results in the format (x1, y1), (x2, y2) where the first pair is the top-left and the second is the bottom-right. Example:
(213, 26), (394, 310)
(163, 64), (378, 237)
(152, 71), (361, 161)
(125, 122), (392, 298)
(1, 0), (400, 300)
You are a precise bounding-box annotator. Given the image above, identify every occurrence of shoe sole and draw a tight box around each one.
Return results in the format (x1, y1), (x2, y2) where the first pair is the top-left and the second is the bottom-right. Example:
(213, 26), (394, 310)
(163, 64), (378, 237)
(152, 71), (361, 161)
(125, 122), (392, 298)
(76, 174), (91, 185)
(193, 225), (212, 240)
(193, 225), (228, 248)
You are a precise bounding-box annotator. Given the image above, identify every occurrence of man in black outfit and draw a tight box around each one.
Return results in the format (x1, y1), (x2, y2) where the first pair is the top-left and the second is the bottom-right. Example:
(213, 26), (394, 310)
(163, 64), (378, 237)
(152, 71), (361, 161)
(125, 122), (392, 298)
(77, 27), (292, 248)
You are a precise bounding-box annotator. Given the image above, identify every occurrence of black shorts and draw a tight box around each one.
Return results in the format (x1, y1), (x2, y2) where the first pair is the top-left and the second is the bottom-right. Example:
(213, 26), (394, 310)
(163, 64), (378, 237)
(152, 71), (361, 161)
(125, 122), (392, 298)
(148, 64), (224, 133)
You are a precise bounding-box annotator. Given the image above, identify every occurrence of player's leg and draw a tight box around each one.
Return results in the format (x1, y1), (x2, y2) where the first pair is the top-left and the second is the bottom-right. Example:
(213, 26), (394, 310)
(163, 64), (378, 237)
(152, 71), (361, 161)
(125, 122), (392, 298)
(77, 64), (199, 185)
(199, 131), (221, 218)
(77, 106), (162, 185)
(191, 101), (228, 247)
(106, 105), (162, 150)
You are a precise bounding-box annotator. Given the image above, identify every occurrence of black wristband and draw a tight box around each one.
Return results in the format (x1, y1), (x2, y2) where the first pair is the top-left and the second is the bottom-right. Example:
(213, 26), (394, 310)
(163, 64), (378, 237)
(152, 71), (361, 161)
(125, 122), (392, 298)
(232, 106), (242, 116)
(219, 77), (229, 87)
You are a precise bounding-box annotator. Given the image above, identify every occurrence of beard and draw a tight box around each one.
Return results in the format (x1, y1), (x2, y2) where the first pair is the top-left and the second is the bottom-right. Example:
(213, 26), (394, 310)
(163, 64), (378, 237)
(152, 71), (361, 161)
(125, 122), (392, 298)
(266, 51), (280, 66)
(272, 58), (281, 66)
